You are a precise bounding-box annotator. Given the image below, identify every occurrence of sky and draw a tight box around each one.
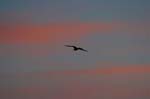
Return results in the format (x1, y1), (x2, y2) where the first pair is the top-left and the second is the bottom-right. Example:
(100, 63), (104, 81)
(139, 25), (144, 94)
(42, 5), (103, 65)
(0, 0), (150, 99)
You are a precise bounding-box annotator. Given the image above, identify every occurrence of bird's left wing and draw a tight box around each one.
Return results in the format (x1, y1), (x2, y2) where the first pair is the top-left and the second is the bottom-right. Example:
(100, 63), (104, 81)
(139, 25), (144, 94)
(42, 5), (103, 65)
(64, 45), (75, 47)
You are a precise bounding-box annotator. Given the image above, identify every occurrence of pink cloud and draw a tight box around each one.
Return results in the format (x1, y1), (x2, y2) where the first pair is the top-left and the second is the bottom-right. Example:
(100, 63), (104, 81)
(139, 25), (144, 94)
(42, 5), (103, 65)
(1, 21), (148, 44)
(0, 82), (150, 99)
(13, 64), (150, 78)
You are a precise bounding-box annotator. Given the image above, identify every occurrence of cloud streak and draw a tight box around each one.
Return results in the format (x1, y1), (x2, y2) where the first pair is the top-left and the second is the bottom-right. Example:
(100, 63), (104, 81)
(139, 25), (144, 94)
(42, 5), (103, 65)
(0, 21), (149, 44)
(10, 64), (150, 78)
(0, 78), (150, 99)
(1, 64), (150, 99)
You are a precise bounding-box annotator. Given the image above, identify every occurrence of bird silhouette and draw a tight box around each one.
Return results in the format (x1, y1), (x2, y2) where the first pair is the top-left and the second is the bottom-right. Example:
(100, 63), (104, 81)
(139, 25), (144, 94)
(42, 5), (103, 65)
(64, 45), (88, 52)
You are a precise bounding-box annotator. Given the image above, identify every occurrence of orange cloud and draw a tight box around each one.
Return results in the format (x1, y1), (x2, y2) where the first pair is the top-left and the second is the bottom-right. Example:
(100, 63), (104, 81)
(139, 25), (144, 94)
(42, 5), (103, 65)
(54, 64), (150, 76)
(1, 64), (150, 98)
(13, 64), (150, 78)
(0, 21), (132, 44)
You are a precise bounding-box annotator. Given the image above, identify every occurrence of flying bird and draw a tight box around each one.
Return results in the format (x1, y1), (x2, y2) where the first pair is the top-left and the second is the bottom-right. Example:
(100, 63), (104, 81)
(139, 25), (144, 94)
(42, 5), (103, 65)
(65, 45), (88, 52)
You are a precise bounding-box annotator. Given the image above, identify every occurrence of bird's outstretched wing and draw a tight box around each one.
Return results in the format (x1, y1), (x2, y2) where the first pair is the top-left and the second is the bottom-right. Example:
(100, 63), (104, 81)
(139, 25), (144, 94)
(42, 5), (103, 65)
(64, 45), (76, 47)
(78, 48), (88, 52)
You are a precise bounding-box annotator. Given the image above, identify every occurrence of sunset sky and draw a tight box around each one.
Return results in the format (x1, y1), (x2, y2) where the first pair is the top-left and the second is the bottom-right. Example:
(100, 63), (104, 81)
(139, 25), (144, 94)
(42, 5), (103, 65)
(0, 0), (150, 99)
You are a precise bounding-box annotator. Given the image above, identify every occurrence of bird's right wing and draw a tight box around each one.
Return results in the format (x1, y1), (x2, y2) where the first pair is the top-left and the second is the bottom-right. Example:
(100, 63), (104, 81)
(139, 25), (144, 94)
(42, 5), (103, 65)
(79, 48), (88, 52)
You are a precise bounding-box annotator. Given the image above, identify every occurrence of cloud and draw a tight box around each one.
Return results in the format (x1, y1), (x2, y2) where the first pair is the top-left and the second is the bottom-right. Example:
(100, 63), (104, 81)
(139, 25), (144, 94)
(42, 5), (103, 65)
(53, 64), (150, 76)
(11, 64), (150, 78)
(1, 64), (150, 99)
(0, 79), (150, 99)
(1, 21), (148, 44)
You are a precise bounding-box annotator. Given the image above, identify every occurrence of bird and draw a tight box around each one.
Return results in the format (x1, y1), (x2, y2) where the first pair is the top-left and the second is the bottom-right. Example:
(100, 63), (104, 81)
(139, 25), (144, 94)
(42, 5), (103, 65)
(64, 45), (88, 52)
